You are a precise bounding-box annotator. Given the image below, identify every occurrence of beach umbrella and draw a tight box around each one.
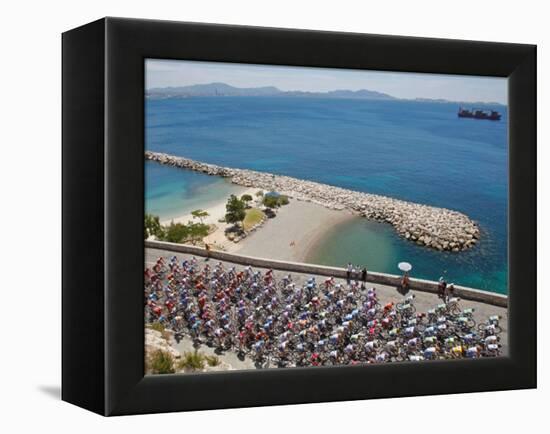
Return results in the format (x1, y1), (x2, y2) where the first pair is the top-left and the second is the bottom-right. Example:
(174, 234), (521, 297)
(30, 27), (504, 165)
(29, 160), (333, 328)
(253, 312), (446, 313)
(398, 262), (412, 272)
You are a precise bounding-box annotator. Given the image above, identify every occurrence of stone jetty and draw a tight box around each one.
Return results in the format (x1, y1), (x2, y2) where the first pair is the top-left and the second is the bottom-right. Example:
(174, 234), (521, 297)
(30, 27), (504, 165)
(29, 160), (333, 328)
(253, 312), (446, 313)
(145, 151), (480, 252)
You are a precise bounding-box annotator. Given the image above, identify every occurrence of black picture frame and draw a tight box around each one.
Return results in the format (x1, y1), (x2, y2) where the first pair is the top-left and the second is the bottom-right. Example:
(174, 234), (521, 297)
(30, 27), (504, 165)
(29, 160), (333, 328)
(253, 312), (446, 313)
(62, 17), (536, 416)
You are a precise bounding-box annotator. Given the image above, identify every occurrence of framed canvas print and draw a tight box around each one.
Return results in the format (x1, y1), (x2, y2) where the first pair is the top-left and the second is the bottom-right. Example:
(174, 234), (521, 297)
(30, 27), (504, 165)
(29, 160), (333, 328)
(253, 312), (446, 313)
(62, 17), (536, 416)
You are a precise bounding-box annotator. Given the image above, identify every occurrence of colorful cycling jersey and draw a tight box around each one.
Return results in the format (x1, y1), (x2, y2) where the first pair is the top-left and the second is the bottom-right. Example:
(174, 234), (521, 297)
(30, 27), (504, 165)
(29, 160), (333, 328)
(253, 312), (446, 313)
(254, 341), (264, 350)
(375, 353), (387, 362)
(466, 346), (479, 357)
(424, 347), (437, 357)
(407, 338), (418, 347)
(451, 345), (463, 355)
(145, 255), (503, 368)
(485, 335), (498, 344)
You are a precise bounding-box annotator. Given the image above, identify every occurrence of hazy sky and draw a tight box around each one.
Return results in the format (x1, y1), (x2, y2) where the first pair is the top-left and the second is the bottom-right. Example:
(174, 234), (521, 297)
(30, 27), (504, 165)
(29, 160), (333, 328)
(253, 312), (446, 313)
(146, 59), (507, 104)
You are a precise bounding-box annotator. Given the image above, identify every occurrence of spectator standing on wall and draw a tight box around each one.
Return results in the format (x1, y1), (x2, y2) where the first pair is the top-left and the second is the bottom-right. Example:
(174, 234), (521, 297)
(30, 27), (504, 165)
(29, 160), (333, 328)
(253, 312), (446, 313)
(445, 283), (455, 303)
(401, 272), (410, 292)
(438, 276), (447, 300)
(346, 262), (352, 283)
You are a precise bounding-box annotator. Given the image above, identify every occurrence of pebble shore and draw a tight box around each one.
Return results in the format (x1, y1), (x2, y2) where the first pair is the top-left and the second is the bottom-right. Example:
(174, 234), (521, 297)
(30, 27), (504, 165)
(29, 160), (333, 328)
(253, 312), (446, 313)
(146, 151), (480, 252)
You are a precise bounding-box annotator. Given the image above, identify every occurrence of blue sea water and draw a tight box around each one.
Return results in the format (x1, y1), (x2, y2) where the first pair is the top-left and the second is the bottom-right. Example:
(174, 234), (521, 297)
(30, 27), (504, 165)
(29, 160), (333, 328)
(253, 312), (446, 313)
(145, 97), (508, 294)
(145, 161), (246, 221)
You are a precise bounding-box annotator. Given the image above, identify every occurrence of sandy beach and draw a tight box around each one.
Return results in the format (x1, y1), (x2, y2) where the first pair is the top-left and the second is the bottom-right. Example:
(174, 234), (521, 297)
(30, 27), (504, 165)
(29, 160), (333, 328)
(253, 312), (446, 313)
(161, 187), (258, 252)
(159, 186), (255, 226)
(147, 151), (481, 253)
(161, 188), (355, 262)
(235, 198), (354, 263)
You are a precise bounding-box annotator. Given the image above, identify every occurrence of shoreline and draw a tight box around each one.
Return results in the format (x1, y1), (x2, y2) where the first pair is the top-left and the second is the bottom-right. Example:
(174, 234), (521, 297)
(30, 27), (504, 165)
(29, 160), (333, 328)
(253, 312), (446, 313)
(145, 151), (481, 252)
(235, 198), (355, 263)
(303, 212), (356, 263)
(159, 186), (259, 252)
(159, 190), (353, 260)
(159, 186), (256, 226)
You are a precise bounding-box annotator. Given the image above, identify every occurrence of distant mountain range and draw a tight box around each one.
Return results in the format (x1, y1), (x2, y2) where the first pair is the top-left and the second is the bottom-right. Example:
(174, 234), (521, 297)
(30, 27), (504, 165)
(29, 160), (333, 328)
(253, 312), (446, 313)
(146, 82), (504, 106)
(146, 82), (396, 101)
(413, 97), (504, 106)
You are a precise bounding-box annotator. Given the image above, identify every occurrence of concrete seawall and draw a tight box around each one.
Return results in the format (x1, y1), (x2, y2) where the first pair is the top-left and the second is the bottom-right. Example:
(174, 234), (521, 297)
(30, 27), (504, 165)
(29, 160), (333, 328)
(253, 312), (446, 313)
(145, 151), (481, 252)
(145, 240), (507, 307)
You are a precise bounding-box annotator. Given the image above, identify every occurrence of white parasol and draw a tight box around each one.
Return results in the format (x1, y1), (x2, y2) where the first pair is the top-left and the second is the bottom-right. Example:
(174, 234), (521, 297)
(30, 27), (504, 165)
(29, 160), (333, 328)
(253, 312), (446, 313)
(398, 262), (412, 272)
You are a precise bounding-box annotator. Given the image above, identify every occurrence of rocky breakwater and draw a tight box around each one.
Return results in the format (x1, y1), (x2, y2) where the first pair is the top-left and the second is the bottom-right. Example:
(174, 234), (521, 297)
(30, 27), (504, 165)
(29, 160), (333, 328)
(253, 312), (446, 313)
(146, 151), (480, 252)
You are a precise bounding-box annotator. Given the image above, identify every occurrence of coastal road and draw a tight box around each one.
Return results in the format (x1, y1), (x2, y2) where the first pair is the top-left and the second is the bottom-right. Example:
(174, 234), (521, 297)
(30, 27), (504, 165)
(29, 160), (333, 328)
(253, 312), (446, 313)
(146, 247), (508, 358)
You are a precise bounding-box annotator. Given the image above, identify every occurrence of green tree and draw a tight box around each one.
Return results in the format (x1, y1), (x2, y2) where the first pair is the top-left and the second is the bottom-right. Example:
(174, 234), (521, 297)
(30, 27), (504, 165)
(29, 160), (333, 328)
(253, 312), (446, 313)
(191, 209), (209, 224)
(278, 195), (289, 206)
(145, 213), (164, 240)
(163, 222), (190, 243)
(241, 194), (253, 206)
(187, 222), (210, 244)
(262, 195), (279, 209)
(225, 194), (246, 226)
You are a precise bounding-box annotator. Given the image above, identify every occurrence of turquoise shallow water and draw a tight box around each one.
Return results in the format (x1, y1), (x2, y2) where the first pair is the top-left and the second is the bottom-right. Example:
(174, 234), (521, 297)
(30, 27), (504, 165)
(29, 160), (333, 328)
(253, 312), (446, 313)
(145, 161), (245, 221)
(308, 218), (507, 293)
(145, 96), (508, 294)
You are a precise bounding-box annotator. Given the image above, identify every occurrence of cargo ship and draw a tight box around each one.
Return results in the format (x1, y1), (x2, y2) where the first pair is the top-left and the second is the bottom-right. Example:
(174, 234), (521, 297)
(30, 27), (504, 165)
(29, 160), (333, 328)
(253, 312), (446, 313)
(458, 107), (502, 121)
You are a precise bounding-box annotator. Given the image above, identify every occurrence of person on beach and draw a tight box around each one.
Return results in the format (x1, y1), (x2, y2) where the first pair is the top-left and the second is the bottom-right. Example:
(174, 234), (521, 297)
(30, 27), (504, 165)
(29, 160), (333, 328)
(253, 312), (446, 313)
(401, 272), (410, 292)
